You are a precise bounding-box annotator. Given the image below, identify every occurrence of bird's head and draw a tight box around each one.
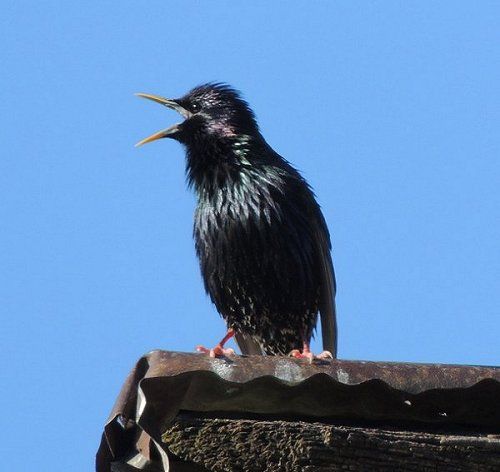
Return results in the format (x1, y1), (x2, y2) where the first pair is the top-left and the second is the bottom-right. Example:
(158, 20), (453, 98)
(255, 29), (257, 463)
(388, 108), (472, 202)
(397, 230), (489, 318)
(135, 83), (259, 148)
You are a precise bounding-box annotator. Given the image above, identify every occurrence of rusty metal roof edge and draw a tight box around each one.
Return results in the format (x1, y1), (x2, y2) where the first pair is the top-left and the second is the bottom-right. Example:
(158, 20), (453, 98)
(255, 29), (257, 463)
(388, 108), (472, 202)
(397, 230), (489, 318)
(140, 350), (500, 394)
(146, 349), (500, 369)
(96, 350), (500, 471)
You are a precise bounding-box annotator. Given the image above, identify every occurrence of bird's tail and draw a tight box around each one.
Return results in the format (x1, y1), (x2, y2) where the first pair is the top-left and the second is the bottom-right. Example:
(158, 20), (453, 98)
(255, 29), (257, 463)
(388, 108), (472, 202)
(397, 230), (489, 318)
(235, 332), (265, 355)
(320, 297), (337, 358)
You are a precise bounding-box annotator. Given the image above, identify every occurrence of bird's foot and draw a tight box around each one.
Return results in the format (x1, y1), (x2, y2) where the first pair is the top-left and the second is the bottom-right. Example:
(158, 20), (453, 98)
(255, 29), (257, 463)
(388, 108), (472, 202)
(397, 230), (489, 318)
(196, 329), (236, 358)
(289, 349), (314, 363)
(289, 341), (334, 364)
(316, 350), (334, 360)
(196, 344), (236, 358)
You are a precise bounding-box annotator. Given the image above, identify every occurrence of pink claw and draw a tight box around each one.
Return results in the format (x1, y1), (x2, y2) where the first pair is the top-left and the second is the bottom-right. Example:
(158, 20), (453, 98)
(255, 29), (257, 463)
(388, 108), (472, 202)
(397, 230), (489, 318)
(289, 341), (333, 363)
(196, 344), (236, 358)
(196, 329), (236, 358)
(289, 348), (314, 363)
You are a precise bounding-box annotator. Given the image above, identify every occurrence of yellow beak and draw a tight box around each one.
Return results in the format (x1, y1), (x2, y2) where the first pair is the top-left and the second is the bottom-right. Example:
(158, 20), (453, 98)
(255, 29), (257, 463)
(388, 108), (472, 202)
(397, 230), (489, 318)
(135, 92), (191, 147)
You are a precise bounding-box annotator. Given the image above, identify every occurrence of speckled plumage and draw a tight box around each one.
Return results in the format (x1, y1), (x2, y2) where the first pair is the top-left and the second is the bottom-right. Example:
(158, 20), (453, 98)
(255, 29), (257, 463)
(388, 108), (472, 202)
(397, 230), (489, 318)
(140, 83), (337, 356)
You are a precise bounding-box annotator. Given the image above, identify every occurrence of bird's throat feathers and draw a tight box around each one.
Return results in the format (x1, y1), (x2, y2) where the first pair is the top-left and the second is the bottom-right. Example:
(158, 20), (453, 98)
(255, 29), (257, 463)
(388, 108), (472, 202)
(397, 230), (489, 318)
(185, 133), (269, 196)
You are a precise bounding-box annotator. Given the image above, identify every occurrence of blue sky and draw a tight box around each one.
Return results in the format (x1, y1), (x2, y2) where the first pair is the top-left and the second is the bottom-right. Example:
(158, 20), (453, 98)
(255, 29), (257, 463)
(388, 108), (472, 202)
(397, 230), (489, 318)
(1, 2), (499, 470)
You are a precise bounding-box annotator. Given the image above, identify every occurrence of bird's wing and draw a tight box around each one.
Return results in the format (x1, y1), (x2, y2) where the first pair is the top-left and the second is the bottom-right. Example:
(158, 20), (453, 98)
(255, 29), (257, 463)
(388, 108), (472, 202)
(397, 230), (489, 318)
(314, 220), (338, 358)
(235, 332), (265, 355)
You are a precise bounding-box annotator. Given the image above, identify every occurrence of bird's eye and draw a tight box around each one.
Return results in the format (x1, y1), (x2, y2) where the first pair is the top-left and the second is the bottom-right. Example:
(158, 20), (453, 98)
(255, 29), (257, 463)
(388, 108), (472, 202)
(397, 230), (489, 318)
(191, 103), (201, 113)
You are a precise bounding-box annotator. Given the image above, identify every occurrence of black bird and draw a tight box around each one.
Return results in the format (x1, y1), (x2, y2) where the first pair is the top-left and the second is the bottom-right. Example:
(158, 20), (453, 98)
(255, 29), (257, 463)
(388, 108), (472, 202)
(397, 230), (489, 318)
(136, 83), (337, 359)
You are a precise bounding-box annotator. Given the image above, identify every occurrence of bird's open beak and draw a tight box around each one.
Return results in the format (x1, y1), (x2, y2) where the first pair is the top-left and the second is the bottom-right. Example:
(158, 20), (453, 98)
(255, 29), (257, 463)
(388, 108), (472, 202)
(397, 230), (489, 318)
(135, 93), (191, 147)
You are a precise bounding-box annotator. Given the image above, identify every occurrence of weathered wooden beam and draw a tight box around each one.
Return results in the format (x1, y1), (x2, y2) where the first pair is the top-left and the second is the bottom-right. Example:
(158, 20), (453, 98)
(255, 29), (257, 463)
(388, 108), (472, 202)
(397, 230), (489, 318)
(162, 415), (500, 471)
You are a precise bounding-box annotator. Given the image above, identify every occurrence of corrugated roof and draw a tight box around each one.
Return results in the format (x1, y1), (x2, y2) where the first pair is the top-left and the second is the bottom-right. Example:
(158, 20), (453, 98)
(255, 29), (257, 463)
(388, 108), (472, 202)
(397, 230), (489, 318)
(96, 350), (500, 471)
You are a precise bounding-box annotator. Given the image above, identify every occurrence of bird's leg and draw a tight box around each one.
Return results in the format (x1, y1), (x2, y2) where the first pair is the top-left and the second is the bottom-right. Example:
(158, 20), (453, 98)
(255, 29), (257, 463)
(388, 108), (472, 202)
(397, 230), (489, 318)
(290, 339), (333, 363)
(196, 329), (236, 358)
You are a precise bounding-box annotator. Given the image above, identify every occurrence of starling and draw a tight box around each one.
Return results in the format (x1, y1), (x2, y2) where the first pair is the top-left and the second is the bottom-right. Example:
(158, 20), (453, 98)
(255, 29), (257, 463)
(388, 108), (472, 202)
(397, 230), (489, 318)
(136, 83), (337, 359)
